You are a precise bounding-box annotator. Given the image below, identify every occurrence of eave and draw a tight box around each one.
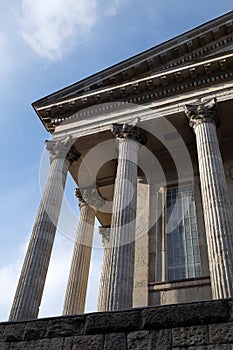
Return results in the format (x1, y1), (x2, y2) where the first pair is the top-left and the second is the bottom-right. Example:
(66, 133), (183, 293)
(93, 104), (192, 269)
(32, 11), (233, 132)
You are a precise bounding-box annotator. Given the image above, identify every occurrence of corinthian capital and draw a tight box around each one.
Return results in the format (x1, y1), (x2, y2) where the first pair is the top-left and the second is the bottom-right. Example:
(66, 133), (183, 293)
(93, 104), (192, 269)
(67, 147), (80, 164)
(99, 227), (110, 247)
(45, 136), (79, 164)
(75, 188), (87, 208)
(184, 98), (220, 129)
(75, 186), (104, 210)
(111, 120), (146, 144)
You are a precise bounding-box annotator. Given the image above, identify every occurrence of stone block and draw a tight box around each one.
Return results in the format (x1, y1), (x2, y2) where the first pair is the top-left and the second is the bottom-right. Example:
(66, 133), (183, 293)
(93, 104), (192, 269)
(12, 338), (64, 350)
(24, 319), (49, 340)
(47, 337), (64, 349)
(127, 331), (149, 350)
(187, 346), (232, 350)
(8, 339), (47, 349)
(26, 339), (48, 350)
(142, 300), (229, 329)
(85, 310), (141, 334)
(63, 337), (74, 350)
(46, 316), (85, 338)
(104, 333), (127, 350)
(0, 342), (9, 350)
(172, 325), (208, 346)
(3, 323), (26, 342)
(7, 341), (28, 350)
(228, 300), (233, 319)
(0, 325), (6, 342)
(209, 322), (233, 344)
(72, 335), (104, 350)
(147, 329), (171, 350)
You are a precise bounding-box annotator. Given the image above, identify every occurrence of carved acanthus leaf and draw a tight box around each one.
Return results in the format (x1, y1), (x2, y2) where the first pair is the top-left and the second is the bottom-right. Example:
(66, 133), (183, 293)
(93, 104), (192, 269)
(184, 98), (220, 129)
(45, 136), (79, 164)
(111, 122), (146, 144)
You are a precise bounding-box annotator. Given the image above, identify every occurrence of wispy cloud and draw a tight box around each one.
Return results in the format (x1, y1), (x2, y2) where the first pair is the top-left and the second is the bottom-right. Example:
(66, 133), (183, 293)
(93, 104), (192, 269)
(0, 238), (28, 321)
(20, 0), (128, 61)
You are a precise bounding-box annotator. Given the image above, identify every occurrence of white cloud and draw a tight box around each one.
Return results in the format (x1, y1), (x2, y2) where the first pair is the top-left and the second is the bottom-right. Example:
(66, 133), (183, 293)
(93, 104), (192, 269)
(20, 0), (128, 61)
(0, 238), (28, 321)
(103, 0), (128, 16)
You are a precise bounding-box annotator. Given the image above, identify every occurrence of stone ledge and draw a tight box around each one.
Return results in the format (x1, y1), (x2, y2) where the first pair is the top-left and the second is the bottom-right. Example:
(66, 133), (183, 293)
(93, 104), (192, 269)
(0, 299), (232, 350)
(149, 276), (211, 291)
(85, 310), (141, 334)
(141, 299), (230, 329)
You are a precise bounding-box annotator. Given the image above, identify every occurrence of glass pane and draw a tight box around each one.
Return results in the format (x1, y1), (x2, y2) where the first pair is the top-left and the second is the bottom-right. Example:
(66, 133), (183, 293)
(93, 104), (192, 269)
(166, 184), (202, 281)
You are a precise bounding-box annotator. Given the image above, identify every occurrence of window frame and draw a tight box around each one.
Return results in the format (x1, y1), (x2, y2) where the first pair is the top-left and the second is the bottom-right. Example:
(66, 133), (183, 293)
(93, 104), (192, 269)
(164, 183), (202, 282)
(154, 181), (205, 283)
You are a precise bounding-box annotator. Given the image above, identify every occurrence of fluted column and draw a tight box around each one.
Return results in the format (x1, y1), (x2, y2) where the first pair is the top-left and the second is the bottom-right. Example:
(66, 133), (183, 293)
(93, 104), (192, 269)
(185, 98), (233, 299)
(9, 137), (79, 321)
(63, 188), (95, 315)
(97, 227), (110, 311)
(106, 123), (145, 311)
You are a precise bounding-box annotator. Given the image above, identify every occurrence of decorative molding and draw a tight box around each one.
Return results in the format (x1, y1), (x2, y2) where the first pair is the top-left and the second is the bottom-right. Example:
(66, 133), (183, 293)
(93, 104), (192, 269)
(45, 136), (79, 164)
(111, 121), (147, 144)
(45, 136), (72, 162)
(38, 53), (233, 112)
(66, 146), (80, 164)
(33, 12), (233, 132)
(75, 186), (105, 210)
(75, 188), (87, 208)
(99, 227), (110, 247)
(40, 55), (233, 132)
(184, 98), (220, 129)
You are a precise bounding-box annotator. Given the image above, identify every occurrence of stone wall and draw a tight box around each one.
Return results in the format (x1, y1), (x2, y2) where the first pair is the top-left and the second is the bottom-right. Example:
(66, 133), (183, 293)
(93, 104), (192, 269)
(0, 299), (233, 349)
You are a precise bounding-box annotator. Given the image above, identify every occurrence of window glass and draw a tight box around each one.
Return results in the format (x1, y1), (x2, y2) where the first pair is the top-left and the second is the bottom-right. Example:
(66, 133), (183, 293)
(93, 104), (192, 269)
(166, 185), (202, 281)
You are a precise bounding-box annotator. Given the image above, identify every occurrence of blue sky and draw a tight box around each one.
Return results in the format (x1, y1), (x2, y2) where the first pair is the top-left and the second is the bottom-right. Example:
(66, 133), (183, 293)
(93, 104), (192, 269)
(0, 1), (232, 321)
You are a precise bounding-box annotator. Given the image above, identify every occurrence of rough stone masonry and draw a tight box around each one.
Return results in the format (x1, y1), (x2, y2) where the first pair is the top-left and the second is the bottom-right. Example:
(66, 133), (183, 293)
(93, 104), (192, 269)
(1, 299), (233, 349)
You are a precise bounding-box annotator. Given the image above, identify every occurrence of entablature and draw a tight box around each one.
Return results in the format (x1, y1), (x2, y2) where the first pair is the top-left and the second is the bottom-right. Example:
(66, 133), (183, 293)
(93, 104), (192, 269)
(36, 51), (233, 132)
(32, 11), (233, 133)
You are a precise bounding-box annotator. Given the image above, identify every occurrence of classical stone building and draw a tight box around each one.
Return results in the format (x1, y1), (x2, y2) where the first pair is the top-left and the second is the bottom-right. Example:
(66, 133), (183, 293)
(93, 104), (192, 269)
(9, 10), (233, 323)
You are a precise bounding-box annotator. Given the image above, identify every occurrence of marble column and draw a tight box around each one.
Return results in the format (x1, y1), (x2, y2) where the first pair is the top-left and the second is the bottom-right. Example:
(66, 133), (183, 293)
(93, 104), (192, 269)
(97, 227), (110, 312)
(9, 137), (79, 321)
(185, 98), (233, 299)
(63, 188), (95, 315)
(106, 123), (145, 311)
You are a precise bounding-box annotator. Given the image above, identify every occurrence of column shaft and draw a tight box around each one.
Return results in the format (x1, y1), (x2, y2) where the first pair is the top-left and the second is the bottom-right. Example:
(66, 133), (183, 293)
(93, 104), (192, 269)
(63, 194), (95, 315)
(97, 227), (110, 312)
(9, 139), (77, 321)
(107, 125), (141, 310)
(185, 99), (233, 299)
(195, 121), (233, 298)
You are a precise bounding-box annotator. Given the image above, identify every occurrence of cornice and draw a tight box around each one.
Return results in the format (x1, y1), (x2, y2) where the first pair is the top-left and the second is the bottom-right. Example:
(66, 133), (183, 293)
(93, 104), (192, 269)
(32, 11), (233, 132)
(37, 52), (233, 132)
(52, 82), (233, 141)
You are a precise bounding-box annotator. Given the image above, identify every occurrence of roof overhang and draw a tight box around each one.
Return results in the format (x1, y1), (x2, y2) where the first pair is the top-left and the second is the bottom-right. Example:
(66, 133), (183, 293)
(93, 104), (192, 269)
(32, 11), (233, 133)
